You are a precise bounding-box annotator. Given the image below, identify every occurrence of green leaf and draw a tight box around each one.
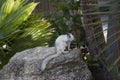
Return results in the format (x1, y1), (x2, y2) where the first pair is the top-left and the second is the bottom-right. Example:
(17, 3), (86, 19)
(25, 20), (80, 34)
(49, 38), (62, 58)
(0, 2), (38, 39)
(0, 0), (14, 26)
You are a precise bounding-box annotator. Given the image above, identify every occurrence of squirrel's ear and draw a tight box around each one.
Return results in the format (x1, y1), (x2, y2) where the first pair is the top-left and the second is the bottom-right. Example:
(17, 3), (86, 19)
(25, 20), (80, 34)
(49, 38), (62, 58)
(67, 33), (71, 38)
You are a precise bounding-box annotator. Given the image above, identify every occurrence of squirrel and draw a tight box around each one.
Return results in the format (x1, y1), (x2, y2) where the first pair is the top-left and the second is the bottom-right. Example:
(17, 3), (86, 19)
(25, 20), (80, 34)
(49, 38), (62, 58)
(40, 33), (75, 71)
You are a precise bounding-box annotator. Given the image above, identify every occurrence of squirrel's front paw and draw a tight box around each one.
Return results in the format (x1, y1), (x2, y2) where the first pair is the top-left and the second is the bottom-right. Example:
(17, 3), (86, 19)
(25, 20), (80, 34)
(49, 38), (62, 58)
(68, 49), (72, 51)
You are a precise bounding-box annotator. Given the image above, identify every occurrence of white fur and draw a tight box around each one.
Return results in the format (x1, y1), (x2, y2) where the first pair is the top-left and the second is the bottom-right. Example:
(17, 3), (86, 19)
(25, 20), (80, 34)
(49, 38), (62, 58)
(41, 33), (74, 71)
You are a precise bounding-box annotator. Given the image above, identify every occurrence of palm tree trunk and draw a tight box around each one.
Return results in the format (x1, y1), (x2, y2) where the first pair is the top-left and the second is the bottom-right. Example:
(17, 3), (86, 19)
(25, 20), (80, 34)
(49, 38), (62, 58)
(80, 0), (106, 56)
(80, 0), (113, 79)
(107, 0), (120, 79)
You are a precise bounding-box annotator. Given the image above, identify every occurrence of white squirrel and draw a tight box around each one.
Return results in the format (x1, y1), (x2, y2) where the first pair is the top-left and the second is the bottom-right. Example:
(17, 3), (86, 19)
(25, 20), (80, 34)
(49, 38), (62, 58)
(41, 33), (75, 71)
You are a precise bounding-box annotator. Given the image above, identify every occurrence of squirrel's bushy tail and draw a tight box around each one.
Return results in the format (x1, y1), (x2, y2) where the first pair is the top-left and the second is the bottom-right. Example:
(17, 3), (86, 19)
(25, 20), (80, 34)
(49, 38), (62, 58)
(41, 53), (60, 71)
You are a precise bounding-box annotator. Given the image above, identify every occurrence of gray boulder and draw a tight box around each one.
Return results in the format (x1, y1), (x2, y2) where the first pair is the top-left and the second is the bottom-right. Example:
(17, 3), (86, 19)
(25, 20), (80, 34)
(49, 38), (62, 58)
(0, 47), (92, 80)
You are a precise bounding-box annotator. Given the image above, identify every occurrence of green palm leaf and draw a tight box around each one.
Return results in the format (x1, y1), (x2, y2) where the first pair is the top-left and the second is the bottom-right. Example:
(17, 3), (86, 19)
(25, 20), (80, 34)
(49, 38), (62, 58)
(10, 14), (53, 52)
(0, 1), (38, 39)
(0, 0), (38, 69)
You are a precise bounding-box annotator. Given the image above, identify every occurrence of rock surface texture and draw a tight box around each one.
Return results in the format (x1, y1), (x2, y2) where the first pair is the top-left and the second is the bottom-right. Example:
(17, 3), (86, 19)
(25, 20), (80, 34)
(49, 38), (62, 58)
(0, 47), (92, 80)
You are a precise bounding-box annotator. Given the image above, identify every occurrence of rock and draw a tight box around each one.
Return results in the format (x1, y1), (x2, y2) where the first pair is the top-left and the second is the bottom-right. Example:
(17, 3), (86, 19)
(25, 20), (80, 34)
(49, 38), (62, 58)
(0, 47), (92, 80)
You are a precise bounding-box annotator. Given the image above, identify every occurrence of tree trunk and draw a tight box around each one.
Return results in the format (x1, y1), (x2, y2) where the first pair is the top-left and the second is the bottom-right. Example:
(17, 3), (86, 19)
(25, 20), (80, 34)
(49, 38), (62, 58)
(80, 0), (106, 56)
(80, 0), (113, 79)
(107, 0), (120, 79)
